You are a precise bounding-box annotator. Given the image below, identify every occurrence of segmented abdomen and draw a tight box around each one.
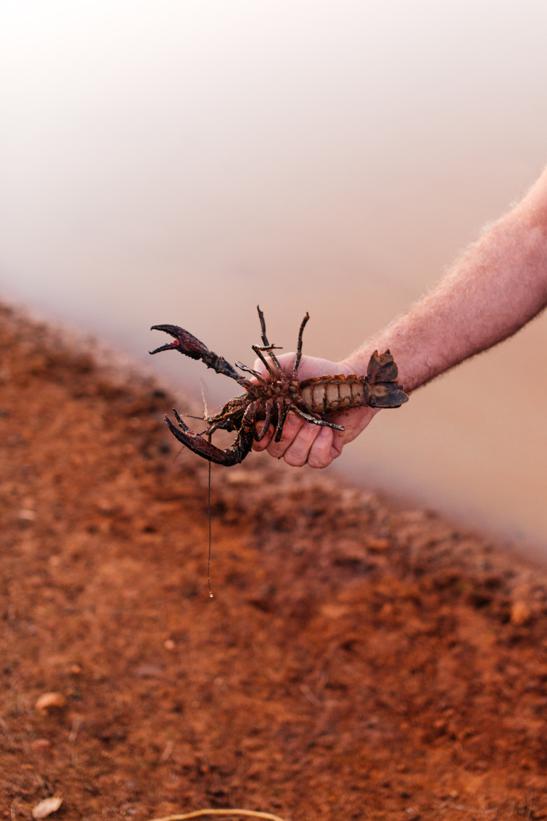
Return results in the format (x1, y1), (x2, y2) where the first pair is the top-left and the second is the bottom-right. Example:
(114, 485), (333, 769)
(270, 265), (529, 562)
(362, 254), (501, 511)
(299, 375), (366, 413)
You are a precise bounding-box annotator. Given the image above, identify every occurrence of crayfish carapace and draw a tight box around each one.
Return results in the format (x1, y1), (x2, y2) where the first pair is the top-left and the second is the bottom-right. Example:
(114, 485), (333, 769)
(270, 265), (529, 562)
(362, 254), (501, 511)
(150, 307), (408, 465)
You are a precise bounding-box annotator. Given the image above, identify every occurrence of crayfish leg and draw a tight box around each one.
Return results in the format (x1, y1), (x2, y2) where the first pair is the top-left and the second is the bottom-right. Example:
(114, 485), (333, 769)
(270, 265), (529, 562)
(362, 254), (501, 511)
(291, 406), (344, 431)
(273, 399), (289, 442)
(256, 305), (282, 370)
(291, 312), (310, 377)
(254, 399), (274, 442)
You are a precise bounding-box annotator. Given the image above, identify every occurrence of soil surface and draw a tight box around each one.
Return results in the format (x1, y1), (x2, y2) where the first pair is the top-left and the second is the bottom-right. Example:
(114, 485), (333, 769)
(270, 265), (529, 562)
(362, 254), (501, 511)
(1, 303), (545, 821)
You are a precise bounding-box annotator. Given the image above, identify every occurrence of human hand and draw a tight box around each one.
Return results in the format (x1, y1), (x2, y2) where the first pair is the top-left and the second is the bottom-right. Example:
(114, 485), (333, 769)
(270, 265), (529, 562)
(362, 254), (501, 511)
(252, 352), (378, 468)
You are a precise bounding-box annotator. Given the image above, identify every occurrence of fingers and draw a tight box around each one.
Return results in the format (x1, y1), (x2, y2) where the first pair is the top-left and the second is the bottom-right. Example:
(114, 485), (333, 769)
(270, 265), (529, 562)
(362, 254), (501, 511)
(253, 417), (340, 469)
(252, 420), (274, 451)
(306, 426), (337, 468)
(267, 413), (304, 458)
(252, 412), (304, 455)
(281, 423), (338, 468)
(283, 421), (323, 467)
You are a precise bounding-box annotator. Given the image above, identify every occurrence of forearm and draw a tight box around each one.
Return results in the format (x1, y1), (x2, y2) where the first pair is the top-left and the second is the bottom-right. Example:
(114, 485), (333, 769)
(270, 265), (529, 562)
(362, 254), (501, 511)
(346, 179), (547, 393)
(255, 166), (547, 469)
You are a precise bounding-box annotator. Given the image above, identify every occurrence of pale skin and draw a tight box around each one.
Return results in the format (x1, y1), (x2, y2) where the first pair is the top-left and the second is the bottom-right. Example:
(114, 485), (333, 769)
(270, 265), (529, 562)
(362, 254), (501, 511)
(253, 165), (547, 468)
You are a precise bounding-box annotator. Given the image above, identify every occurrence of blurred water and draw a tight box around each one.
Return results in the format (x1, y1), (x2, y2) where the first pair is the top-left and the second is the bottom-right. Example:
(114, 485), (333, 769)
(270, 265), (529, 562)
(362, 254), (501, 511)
(1, 2), (546, 556)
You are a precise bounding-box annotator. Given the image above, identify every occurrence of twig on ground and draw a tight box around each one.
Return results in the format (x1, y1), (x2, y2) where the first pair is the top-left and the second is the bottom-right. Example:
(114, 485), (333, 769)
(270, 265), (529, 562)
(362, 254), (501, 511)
(149, 809), (287, 821)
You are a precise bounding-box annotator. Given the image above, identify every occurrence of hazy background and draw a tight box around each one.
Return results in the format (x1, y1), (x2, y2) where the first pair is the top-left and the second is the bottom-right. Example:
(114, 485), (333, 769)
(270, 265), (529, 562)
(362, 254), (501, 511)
(1, 1), (546, 556)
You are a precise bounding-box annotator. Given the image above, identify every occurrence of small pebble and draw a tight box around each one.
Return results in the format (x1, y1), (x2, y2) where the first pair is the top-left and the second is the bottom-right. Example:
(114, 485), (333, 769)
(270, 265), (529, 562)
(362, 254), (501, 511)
(510, 600), (531, 625)
(30, 738), (51, 751)
(32, 796), (63, 819)
(18, 508), (36, 521)
(35, 692), (66, 712)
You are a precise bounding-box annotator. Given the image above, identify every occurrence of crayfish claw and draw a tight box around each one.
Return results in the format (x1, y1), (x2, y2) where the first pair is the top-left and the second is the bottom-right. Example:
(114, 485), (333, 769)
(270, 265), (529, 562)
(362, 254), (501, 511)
(150, 324), (247, 385)
(149, 324), (209, 359)
(172, 408), (189, 430)
(164, 416), (253, 465)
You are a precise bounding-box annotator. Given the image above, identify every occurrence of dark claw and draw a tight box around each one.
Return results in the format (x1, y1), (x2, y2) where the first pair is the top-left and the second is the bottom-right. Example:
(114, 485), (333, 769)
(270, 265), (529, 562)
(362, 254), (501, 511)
(165, 415), (253, 465)
(150, 324), (247, 385)
(149, 324), (209, 358)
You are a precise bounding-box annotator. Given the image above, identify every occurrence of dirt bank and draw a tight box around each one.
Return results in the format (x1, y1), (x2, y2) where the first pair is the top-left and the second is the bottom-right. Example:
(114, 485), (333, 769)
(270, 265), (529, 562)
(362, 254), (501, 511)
(1, 303), (545, 820)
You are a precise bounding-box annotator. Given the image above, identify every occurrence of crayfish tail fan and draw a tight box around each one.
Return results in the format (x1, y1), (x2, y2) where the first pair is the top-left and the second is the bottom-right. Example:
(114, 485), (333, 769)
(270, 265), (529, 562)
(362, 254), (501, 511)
(366, 351), (409, 408)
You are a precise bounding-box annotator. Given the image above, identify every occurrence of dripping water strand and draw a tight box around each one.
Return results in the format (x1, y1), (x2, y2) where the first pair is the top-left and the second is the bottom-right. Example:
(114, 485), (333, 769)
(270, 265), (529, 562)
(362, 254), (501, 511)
(207, 452), (214, 599)
(201, 381), (214, 599)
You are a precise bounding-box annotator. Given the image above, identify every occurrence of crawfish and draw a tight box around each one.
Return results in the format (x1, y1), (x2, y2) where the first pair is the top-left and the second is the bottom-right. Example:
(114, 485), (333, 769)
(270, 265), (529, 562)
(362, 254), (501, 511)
(149, 307), (408, 465)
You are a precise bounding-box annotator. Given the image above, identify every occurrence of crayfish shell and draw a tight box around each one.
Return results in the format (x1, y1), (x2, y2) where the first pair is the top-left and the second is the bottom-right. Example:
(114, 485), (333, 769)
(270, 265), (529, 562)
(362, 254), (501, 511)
(299, 375), (366, 413)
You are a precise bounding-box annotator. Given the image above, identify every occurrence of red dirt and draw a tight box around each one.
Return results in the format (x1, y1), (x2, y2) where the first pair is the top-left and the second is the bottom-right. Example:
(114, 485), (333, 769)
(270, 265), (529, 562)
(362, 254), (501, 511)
(1, 303), (545, 821)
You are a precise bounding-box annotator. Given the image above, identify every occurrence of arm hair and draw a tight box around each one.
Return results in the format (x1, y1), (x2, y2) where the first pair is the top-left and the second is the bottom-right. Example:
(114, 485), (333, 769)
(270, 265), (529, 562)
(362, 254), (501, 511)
(346, 168), (547, 392)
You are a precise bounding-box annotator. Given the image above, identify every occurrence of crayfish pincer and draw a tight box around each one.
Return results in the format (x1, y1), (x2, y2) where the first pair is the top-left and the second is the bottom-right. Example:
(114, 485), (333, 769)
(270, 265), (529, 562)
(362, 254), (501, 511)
(149, 307), (408, 466)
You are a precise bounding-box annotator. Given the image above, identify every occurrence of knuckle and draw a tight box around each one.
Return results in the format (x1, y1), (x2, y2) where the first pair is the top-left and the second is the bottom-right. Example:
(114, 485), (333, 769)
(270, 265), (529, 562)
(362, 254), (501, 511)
(282, 424), (322, 466)
(308, 455), (331, 469)
(253, 438), (269, 451)
(284, 438), (313, 465)
(316, 427), (333, 450)
(283, 414), (302, 435)
(267, 439), (291, 457)
(270, 420), (303, 454)
(307, 429), (333, 468)
(284, 451), (307, 467)
(309, 450), (334, 467)
(331, 440), (343, 458)
(253, 423), (273, 449)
